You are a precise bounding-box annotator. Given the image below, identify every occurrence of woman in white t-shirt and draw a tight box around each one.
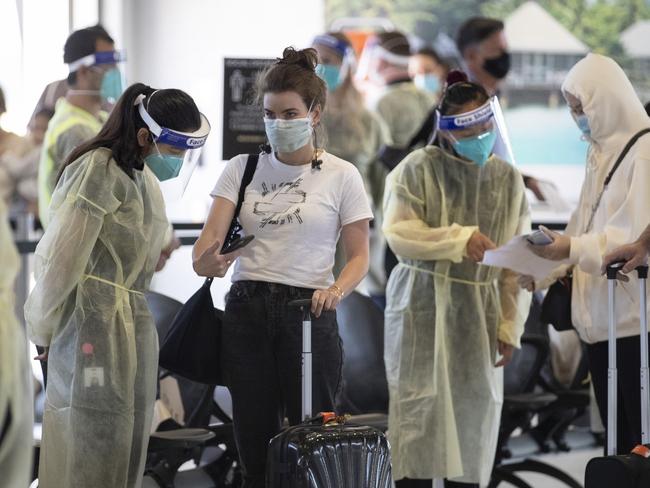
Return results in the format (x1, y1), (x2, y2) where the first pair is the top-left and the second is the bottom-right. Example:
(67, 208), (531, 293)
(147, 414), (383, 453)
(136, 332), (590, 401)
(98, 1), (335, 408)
(192, 47), (372, 488)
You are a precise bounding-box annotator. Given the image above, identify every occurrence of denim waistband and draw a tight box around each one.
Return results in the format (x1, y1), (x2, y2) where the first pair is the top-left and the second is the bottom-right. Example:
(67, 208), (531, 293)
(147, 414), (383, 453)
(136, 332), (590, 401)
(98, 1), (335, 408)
(231, 280), (315, 299)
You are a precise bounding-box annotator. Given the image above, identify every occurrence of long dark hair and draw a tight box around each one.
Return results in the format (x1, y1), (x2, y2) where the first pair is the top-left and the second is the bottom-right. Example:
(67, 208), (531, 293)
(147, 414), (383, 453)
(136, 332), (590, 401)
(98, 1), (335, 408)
(60, 83), (201, 182)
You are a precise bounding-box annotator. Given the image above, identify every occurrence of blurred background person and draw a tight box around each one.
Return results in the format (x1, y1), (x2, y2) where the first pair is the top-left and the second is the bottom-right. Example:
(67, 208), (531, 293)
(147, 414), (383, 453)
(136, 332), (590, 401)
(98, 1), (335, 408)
(409, 47), (449, 103)
(29, 25), (116, 128)
(457, 16), (544, 201)
(0, 195), (33, 488)
(0, 85), (34, 208)
(38, 25), (123, 227)
(312, 31), (388, 293)
(360, 30), (432, 306)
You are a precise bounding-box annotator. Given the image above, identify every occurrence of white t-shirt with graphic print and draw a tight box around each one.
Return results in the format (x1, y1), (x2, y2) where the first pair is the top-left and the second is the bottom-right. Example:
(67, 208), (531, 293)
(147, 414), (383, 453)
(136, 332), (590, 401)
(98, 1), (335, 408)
(211, 151), (373, 290)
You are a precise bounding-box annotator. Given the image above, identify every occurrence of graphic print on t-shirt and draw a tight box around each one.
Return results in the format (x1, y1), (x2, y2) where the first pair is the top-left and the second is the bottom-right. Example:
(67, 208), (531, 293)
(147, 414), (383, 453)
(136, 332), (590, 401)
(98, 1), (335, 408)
(253, 178), (306, 228)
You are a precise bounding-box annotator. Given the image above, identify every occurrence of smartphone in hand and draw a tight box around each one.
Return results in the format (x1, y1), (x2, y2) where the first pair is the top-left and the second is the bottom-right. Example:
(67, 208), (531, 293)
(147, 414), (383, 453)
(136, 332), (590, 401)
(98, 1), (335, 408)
(220, 235), (255, 255)
(526, 230), (553, 246)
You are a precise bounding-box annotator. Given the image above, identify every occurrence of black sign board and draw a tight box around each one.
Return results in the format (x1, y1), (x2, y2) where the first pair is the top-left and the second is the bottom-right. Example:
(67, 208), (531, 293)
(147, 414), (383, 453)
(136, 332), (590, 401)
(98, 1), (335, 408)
(222, 57), (274, 160)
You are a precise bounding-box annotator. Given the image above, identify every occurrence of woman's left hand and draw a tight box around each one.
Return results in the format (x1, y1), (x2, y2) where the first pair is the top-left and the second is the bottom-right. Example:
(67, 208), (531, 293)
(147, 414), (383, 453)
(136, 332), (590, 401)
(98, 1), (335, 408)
(495, 341), (514, 367)
(311, 287), (343, 318)
(529, 225), (571, 261)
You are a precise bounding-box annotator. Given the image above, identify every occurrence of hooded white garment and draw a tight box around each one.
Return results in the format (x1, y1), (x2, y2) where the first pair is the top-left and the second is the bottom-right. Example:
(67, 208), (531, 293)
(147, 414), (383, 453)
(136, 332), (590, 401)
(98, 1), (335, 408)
(0, 197), (33, 487)
(541, 53), (650, 344)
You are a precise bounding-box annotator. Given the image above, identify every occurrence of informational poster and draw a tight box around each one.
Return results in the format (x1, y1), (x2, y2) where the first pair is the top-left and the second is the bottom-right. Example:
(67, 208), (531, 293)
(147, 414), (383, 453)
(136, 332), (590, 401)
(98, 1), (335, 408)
(222, 57), (274, 160)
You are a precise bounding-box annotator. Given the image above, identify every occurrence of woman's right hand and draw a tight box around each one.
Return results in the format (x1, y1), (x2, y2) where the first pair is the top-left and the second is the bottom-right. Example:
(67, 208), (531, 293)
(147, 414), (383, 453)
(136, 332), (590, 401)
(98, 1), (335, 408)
(466, 230), (497, 262)
(192, 239), (240, 278)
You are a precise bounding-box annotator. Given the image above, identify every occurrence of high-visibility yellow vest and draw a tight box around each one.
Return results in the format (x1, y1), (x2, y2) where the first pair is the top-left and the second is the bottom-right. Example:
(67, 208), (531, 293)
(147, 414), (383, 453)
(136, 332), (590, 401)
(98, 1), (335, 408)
(38, 98), (106, 227)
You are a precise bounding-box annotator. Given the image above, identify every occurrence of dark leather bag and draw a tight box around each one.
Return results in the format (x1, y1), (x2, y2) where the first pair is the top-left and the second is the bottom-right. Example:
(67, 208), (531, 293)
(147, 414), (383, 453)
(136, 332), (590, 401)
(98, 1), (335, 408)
(540, 128), (650, 332)
(158, 154), (259, 384)
(541, 275), (573, 331)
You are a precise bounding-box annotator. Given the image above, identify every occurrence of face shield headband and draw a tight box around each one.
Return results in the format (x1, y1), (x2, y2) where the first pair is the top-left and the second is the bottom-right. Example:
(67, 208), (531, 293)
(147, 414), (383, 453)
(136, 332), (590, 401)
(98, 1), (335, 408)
(67, 50), (126, 73)
(135, 93), (211, 149)
(436, 100), (495, 131)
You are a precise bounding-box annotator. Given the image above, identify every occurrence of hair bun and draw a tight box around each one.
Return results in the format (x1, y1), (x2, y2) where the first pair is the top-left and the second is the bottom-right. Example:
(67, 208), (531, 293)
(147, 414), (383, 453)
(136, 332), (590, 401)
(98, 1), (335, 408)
(278, 47), (318, 72)
(445, 70), (469, 87)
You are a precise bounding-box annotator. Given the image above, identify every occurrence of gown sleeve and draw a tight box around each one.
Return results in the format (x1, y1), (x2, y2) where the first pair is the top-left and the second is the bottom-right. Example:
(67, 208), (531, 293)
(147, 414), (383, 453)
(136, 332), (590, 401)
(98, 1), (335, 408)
(25, 153), (120, 346)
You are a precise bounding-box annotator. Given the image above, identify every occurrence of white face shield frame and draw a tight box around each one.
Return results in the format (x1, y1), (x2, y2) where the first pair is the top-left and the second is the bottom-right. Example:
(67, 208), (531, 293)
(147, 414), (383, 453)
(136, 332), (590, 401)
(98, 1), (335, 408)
(136, 93), (211, 199)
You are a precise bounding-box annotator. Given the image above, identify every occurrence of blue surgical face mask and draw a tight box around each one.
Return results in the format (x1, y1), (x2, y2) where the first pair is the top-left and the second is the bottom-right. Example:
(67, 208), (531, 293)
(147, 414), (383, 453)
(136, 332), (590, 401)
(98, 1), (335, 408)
(413, 73), (441, 94)
(452, 129), (498, 167)
(316, 64), (343, 92)
(575, 113), (591, 137)
(144, 143), (185, 181)
(100, 68), (124, 104)
(264, 116), (313, 153)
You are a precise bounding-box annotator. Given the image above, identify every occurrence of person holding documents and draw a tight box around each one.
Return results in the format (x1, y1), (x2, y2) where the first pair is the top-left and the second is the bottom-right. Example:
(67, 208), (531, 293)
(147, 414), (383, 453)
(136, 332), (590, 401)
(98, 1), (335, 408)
(523, 54), (650, 455)
(383, 70), (531, 488)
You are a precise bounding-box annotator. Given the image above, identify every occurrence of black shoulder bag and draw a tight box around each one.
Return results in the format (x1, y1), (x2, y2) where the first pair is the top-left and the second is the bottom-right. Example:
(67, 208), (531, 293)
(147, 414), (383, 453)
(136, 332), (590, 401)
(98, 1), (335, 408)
(541, 128), (650, 331)
(159, 154), (259, 384)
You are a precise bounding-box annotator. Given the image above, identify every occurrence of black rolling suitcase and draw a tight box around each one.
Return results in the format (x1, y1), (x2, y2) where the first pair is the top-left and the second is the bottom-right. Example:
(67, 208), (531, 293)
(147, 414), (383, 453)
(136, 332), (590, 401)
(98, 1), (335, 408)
(266, 299), (393, 488)
(585, 264), (650, 487)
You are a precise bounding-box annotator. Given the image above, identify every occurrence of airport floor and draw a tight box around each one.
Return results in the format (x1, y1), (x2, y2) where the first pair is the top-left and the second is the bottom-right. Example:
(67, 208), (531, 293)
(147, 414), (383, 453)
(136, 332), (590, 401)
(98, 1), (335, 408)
(499, 429), (600, 487)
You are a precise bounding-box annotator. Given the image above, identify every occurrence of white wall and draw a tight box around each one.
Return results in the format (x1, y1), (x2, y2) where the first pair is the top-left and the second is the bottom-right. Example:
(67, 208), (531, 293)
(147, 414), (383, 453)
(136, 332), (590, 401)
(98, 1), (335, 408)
(109, 0), (326, 306)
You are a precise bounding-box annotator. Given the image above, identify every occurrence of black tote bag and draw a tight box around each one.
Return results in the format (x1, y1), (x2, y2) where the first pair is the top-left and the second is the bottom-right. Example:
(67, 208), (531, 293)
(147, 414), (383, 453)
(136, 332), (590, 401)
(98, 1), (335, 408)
(158, 154), (259, 384)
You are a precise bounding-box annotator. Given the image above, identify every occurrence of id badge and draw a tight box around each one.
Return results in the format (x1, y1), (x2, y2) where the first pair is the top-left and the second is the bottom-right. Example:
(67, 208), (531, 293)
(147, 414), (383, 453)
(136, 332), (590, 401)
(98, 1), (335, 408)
(84, 367), (105, 387)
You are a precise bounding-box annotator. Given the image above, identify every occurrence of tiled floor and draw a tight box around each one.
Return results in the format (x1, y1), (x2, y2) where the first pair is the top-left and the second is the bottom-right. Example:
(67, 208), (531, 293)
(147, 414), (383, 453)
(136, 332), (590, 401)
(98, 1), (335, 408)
(514, 448), (599, 487)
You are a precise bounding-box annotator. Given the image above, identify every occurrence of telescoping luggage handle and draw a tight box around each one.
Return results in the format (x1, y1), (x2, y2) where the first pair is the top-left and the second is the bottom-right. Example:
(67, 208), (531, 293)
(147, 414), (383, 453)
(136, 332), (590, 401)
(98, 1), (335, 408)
(288, 299), (314, 421)
(606, 263), (650, 456)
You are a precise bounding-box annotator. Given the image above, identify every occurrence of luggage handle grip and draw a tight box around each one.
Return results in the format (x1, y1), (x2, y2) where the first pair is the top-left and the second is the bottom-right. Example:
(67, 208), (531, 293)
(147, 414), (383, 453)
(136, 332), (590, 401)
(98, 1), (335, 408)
(288, 299), (313, 309)
(606, 262), (648, 280)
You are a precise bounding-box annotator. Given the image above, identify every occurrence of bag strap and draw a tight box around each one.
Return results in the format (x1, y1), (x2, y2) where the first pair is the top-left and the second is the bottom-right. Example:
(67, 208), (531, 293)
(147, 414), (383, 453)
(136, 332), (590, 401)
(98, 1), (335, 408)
(604, 128), (650, 187)
(234, 153), (259, 220)
(585, 128), (650, 232)
(204, 154), (259, 289)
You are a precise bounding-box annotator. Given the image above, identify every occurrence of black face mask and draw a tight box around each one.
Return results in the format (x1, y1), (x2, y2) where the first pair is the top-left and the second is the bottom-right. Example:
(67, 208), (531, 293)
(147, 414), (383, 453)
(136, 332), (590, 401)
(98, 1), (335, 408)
(483, 51), (511, 79)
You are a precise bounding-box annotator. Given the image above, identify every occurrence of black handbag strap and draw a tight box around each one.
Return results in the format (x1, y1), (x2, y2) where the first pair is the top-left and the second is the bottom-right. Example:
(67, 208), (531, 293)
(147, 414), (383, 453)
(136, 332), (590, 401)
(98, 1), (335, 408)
(585, 128), (650, 232)
(234, 153), (259, 220)
(604, 128), (650, 187)
(204, 153), (259, 289)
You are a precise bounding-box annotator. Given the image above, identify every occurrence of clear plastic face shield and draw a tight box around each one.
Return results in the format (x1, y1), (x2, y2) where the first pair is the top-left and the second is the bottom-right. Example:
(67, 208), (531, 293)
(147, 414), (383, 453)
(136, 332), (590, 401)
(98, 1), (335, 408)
(135, 93), (211, 200)
(435, 96), (516, 166)
(67, 50), (126, 105)
(313, 34), (356, 92)
(436, 99), (497, 168)
(355, 35), (410, 87)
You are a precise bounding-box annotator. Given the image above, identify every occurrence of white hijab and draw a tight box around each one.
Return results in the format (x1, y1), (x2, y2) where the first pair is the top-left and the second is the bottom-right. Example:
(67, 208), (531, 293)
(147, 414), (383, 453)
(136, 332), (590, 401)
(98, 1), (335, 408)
(562, 53), (650, 159)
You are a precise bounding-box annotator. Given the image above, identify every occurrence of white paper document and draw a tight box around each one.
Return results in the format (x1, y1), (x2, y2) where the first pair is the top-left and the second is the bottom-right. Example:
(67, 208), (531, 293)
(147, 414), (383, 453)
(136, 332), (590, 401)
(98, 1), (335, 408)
(482, 235), (567, 281)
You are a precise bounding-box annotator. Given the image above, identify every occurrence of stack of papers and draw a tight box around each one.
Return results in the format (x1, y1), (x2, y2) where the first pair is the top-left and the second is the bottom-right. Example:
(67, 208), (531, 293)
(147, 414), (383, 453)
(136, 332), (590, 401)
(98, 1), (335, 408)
(482, 235), (568, 280)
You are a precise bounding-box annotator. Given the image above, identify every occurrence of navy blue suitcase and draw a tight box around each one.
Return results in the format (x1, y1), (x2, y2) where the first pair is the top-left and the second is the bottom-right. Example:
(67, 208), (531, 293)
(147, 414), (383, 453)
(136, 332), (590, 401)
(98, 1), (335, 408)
(266, 299), (392, 487)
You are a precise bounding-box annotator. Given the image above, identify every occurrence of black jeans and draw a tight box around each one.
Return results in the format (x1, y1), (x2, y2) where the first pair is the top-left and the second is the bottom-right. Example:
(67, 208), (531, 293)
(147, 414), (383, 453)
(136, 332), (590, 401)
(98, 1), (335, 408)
(587, 334), (650, 454)
(222, 281), (343, 488)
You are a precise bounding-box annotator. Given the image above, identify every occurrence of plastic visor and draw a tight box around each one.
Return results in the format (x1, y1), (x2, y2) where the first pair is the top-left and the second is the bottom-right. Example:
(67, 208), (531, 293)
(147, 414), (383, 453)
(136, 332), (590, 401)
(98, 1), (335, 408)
(355, 36), (410, 84)
(136, 95), (211, 199)
(436, 97), (517, 164)
(313, 34), (357, 83)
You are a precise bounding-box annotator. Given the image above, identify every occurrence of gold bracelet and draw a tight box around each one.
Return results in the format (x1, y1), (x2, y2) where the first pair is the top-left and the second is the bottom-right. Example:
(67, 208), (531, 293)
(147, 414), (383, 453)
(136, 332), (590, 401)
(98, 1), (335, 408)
(328, 284), (344, 298)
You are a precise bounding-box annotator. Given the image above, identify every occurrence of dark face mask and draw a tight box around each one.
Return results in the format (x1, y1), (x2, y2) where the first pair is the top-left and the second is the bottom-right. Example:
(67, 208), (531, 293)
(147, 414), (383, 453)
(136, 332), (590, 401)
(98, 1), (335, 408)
(483, 51), (511, 79)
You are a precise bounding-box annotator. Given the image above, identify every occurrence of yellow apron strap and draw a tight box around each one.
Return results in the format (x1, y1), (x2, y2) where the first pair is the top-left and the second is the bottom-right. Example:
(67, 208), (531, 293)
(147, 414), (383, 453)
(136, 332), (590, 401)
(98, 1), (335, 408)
(399, 263), (494, 286)
(82, 274), (144, 296)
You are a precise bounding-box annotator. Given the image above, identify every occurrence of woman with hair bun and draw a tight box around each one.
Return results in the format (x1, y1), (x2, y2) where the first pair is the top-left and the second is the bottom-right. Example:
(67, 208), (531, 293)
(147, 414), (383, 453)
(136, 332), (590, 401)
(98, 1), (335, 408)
(383, 70), (531, 487)
(193, 47), (373, 488)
